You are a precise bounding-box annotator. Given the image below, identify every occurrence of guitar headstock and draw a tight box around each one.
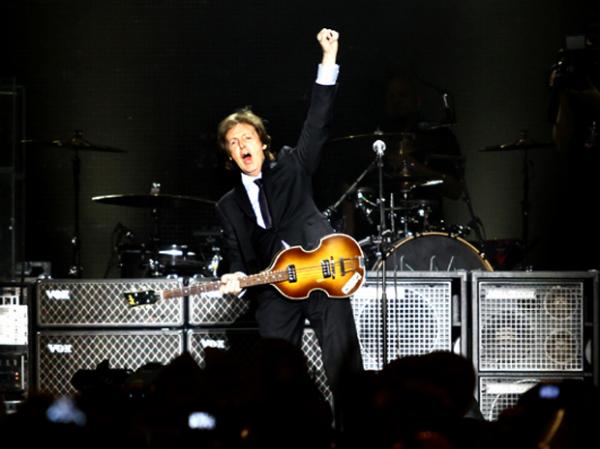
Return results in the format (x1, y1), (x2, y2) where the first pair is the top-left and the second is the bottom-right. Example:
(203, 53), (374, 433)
(124, 290), (159, 307)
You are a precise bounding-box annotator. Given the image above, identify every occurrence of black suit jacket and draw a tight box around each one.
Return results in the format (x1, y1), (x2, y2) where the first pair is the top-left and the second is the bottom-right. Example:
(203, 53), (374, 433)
(216, 83), (337, 275)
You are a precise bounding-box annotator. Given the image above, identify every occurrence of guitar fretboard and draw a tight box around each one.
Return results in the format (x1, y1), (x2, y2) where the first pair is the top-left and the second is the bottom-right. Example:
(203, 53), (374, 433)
(162, 269), (289, 299)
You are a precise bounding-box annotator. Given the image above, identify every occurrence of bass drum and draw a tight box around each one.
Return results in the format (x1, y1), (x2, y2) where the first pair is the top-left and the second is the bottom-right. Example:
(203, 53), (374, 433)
(373, 231), (493, 272)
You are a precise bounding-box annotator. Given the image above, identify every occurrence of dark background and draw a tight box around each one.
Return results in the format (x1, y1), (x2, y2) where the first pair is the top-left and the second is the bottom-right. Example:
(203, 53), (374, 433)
(1, 0), (598, 278)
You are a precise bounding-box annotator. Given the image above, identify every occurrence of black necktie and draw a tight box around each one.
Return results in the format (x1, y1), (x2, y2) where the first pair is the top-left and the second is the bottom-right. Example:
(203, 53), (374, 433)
(254, 178), (272, 229)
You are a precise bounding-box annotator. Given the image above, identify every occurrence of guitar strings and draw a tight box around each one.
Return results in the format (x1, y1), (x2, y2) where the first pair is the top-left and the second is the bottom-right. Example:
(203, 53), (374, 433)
(164, 257), (362, 298)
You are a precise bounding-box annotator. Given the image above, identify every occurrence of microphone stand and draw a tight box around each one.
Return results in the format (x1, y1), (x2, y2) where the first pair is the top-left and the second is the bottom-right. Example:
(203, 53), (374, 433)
(373, 140), (389, 368)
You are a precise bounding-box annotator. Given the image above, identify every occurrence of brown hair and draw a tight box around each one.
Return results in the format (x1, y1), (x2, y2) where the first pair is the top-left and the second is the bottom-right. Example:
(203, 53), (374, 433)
(217, 107), (275, 169)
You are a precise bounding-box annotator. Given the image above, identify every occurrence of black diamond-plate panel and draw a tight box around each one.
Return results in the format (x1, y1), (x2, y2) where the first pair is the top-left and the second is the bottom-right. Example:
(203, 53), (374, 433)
(478, 282), (584, 371)
(188, 278), (250, 325)
(36, 279), (184, 327)
(350, 280), (452, 370)
(36, 330), (183, 396)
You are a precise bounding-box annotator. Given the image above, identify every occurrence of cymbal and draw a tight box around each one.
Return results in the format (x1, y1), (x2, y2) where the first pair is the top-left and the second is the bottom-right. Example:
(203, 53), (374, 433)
(480, 138), (554, 152)
(22, 133), (126, 153)
(92, 193), (216, 208)
(329, 130), (463, 161)
(328, 131), (408, 144)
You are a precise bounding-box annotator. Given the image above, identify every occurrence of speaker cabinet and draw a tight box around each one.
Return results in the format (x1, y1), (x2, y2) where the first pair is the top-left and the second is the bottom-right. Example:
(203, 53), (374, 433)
(35, 329), (184, 396)
(301, 328), (332, 403)
(187, 278), (251, 325)
(186, 327), (331, 402)
(186, 328), (261, 368)
(478, 374), (585, 421)
(36, 278), (184, 327)
(350, 271), (466, 370)
(471, 271), (598, 420)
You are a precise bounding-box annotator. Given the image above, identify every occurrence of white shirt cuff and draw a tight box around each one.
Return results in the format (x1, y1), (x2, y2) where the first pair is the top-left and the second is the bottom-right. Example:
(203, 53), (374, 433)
(316, 63), (339, 86)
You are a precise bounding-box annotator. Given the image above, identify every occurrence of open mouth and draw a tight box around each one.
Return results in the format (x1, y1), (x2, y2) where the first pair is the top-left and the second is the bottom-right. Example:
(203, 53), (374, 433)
(242, 151), (252, 163)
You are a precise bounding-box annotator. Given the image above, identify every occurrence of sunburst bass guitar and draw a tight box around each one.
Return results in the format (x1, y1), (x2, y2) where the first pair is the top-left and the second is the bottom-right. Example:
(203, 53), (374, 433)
(124, 233), (366, 306)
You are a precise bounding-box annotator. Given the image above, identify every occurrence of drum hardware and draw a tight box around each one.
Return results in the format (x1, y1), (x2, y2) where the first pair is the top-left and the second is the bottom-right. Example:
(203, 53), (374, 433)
(23, 130), (127, 278)
(322, 157), (378, 219)
(154, 244), (206, 277)
(93, 184), (217, 278)
(103, 222), (139, 278)
(479, 130), (554, 266)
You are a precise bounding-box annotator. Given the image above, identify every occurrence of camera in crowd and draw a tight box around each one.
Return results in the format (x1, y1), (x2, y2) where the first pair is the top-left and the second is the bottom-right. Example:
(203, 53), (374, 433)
(552, 33), (600, 90)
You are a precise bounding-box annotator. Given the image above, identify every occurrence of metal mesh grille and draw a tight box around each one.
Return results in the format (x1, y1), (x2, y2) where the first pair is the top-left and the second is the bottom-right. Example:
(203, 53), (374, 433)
(478, 282), (584, 371)
(36, 279), (184, 327)
(351, 280), (452, 370)
(478, 376), (583, 421)
(188, 278), (250, 325)
(302, 328), (333, 404)
(36, 330), (183, 396)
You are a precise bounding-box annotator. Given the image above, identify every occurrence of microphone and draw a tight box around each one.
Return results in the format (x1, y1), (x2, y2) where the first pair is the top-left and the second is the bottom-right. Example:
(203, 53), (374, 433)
(372, 139), (386, 156)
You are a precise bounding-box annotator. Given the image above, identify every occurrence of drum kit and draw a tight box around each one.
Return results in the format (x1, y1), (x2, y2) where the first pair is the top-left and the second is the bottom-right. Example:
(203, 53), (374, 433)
(92, 186), (221, 279)
(24, 131), (223, 279)
(320, 129), (494, 272)
(320, 128), (555, 272)
(25, 128), (552, 277)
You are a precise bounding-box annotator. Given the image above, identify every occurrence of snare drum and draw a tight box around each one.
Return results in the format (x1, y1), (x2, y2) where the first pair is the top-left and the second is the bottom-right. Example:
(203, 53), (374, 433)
(158, 244), (204, 276)
(373, 231), (493, 271)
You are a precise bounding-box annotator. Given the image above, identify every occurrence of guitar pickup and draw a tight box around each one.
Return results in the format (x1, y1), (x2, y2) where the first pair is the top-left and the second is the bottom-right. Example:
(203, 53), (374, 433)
(321, 260), (332, 278)
(287, 265), (297, 283)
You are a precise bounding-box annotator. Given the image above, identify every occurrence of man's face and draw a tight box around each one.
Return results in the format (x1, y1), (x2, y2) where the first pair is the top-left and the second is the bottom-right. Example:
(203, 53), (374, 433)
(225, 123), (266, 177)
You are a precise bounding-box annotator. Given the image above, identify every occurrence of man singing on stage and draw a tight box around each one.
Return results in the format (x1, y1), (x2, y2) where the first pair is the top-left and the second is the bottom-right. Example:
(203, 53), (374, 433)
(215, 28), (363, 427)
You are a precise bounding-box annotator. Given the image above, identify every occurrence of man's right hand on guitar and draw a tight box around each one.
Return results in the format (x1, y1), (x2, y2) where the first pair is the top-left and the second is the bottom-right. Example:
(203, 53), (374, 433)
(219, 271), (246, 296)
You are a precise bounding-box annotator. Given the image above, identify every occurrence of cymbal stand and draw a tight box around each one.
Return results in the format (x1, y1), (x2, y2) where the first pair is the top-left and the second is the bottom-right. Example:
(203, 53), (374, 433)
(322, 158), (378, 219)
(389, 192), (396, 236)
(521, 148), (532, 268)
(373, 139), (389, 368)
(398, 185), (413, 237)
(148, 182), (163, 277)
(68, 146), (83, 277)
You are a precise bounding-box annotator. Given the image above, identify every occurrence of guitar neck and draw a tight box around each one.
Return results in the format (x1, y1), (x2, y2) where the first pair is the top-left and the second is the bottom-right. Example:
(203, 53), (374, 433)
(162, 269), (287, 299)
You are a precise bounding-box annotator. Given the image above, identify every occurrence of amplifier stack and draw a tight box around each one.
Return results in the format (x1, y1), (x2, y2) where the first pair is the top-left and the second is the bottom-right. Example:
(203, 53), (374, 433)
(26, 270), (598, 420)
